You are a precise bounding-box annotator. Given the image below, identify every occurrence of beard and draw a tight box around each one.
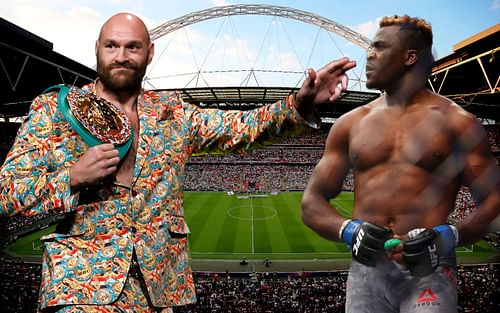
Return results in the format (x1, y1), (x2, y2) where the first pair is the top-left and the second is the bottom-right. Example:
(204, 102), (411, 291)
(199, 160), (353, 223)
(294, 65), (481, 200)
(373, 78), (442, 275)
(96, 55), (147, 93)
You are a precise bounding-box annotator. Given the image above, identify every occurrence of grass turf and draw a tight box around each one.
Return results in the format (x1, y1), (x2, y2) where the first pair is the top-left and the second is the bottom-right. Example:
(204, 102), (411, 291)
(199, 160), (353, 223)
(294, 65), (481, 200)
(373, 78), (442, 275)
(185, 191), (351, 260)
(7, 191), (498, 263)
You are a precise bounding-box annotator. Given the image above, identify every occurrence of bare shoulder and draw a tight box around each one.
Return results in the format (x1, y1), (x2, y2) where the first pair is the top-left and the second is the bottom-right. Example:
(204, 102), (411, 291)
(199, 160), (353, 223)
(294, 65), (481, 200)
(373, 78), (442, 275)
(324, 98), (378, 149)
(433, 94), (483, 132)
(328, 98), (377, 132)
(429, 93), (492, 154)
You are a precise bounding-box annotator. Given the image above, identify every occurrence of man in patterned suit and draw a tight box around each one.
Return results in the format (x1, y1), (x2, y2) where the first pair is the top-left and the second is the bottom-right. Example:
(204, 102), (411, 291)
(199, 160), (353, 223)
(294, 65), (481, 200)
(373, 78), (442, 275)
(0, 13), (356, 312)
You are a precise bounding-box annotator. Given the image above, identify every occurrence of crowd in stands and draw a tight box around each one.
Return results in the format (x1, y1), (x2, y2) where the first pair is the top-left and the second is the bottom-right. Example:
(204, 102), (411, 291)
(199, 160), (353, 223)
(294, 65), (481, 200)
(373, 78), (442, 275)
(189, 148), (323, 165)
(457, 264), (499, 312)
(484, 124), (499, 152)
(184, 164), (317, 192)
(0, 259), (497, 313)
(184, 163), (356, 194)
(176, 271), (348, 312)
(276, 126), (329, 146)
(0, 213), (51, 233)
(450, 187), (476, 222)
(0, 260), (41, 313)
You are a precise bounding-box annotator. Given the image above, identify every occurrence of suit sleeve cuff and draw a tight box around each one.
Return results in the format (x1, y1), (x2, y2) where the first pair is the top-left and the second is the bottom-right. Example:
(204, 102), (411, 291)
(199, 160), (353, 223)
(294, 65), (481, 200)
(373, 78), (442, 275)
(287, 94), (321, 129)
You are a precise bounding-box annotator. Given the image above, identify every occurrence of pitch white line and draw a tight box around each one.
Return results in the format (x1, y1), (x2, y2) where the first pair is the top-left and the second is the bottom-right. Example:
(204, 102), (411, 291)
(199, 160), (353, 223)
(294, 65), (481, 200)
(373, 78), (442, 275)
(191, 251), (351, 255)
(251, 196), (255, 254)
(331, 199), (352, 217)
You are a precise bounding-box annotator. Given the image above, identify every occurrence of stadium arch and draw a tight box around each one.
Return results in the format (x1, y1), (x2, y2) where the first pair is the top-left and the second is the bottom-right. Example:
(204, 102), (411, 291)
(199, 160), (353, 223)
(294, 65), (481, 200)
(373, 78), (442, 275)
(148, 4), (371, 49)
(147, 4), (379, 120)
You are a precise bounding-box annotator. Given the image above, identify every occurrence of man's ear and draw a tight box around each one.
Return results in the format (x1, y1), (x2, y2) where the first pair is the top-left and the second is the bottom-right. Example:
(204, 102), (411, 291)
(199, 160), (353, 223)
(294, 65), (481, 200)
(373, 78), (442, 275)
(406, 49), (418, 66)
(95, 40), (99, 56)
(147, 42), (155, 65)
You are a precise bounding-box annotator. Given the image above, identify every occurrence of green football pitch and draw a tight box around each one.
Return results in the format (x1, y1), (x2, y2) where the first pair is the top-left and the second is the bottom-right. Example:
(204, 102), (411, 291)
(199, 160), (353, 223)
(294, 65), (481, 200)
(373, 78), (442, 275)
(7, 191), (498, 263)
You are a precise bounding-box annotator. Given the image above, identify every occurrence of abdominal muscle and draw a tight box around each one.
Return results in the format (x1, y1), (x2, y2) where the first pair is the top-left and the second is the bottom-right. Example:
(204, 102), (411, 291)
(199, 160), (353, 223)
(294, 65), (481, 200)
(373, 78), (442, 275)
(351, 163), (458, 236)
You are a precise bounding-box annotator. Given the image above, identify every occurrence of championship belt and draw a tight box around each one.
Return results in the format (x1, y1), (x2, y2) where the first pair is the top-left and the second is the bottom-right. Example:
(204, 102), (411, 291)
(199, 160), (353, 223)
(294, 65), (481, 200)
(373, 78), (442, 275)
(44, 85), (133, 159)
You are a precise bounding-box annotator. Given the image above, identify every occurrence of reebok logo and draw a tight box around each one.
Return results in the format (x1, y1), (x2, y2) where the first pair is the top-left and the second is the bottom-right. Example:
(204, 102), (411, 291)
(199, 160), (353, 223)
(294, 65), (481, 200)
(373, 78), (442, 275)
(417, 288), (437, 302)
(352, 229), (364, 256)
(413, 288), (441, 309)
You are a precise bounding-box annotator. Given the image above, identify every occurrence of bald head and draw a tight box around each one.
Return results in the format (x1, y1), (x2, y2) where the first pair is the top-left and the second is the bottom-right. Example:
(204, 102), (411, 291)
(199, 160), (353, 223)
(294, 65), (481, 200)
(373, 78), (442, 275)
(99, 13), (151, 45)
(95, 12), (154, 95)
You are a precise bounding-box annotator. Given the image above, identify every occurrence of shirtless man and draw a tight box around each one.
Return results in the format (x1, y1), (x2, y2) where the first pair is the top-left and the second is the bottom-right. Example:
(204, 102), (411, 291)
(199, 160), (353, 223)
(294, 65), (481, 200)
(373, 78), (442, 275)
(301, 15), (499, 312)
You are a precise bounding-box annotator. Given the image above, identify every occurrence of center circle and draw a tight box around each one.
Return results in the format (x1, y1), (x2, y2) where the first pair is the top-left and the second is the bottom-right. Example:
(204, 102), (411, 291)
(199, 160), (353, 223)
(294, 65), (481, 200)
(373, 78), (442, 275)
(227, 205), (277, 221)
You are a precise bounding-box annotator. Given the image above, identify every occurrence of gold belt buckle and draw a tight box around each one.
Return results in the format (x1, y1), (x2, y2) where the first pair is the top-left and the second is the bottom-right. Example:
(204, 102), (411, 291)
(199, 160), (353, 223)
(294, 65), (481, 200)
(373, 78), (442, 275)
(61, 86), (133, 159)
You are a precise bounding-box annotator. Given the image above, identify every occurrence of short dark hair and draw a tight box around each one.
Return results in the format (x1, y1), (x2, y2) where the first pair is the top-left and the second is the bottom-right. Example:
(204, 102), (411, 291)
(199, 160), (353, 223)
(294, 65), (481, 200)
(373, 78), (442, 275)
(380, 15), (434, 69)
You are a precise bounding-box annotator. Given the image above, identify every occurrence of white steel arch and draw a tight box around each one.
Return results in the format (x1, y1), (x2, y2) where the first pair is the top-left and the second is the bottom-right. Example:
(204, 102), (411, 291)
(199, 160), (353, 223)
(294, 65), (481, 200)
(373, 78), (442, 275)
(149, 4), (371, 50)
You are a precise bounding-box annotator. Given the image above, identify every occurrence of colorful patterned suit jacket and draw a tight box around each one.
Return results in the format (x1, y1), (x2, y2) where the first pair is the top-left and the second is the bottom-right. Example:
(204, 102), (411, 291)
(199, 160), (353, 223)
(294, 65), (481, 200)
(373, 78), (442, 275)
(0, 82), (314, 309)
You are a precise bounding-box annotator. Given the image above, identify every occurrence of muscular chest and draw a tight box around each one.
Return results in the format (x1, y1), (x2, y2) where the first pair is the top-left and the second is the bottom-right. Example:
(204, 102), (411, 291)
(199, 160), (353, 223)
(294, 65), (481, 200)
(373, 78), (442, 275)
(349, 108), (454, 171)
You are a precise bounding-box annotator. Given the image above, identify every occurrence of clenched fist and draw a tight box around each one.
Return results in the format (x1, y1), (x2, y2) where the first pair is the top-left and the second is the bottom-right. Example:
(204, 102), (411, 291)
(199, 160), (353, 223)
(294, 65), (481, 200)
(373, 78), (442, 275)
(70, 144), (120, 189)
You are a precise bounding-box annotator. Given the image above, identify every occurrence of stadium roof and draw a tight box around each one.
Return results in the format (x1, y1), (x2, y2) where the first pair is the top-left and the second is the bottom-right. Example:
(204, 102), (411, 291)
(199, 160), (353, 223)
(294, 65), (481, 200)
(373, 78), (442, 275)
(158, 86), (380, 119)
(428, 23), (499, 121)
(0, 17), (97, 118)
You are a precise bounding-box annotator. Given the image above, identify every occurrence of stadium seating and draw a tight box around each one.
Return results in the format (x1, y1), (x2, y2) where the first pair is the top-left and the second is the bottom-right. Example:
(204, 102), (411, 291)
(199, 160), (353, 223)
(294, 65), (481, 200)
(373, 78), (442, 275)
(0, 259), (498, 313)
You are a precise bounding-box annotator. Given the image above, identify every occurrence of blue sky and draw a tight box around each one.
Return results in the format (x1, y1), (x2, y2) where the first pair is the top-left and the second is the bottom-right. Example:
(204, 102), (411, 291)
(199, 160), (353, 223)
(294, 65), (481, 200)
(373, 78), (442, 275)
(1, 0), (499, 89)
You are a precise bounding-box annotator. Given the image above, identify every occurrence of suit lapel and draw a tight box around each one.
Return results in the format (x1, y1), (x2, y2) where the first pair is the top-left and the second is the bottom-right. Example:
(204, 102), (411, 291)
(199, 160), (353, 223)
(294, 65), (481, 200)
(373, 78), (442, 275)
(134, 94), (155, 182)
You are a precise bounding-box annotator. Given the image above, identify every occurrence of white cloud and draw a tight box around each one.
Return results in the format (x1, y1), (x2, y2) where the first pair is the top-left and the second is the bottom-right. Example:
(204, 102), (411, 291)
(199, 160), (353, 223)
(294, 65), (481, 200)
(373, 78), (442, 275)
(2, 3), (104, 68)
(214, 35), (256, 65)
(211, 0), (231, 7)
(351, 17), (381, 40)
(105, 0), (125, 4)
(491, 0), (500, 10)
